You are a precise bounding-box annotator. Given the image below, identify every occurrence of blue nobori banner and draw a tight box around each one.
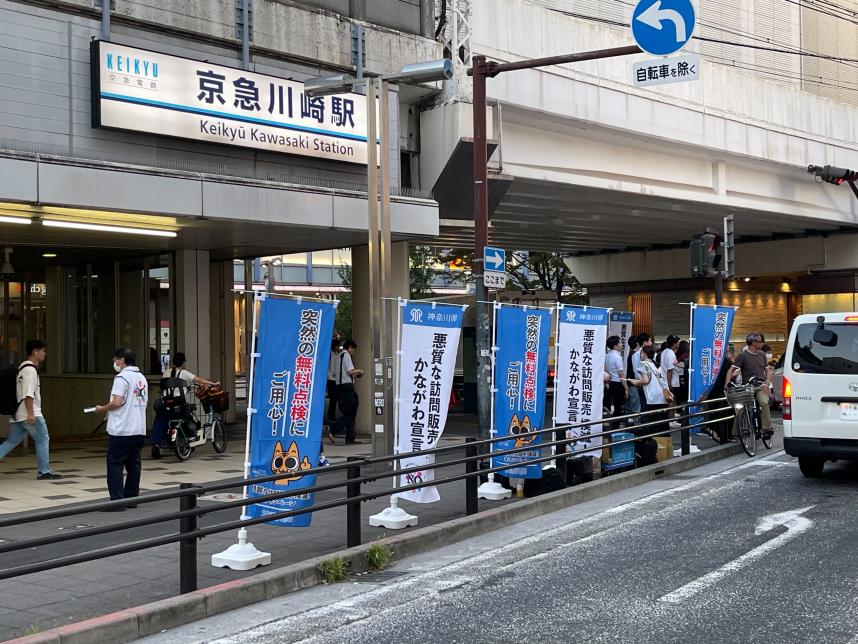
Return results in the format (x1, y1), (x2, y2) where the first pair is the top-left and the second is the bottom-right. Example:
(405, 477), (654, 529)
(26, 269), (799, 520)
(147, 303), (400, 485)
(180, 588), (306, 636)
(395, 302), (464, 504)
(689, 304), (736, 405)
(246, 296), (335, 527)
(554, 305), (610, 459)
(492, 305), (552, 479)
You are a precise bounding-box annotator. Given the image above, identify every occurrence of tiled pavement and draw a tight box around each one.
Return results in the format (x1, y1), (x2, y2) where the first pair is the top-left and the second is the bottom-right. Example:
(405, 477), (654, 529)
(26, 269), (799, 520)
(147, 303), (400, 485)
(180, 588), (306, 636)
(0, 427), (367, 514)
(0, 415), (739, 641)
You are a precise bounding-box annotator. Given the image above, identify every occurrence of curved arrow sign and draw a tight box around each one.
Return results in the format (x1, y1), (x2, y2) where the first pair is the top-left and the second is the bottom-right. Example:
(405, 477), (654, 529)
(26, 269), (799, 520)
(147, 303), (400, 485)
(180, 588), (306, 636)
(631, 0), (696, 57)
(637, 1), (686, 42)
(658, 506), (814, 603)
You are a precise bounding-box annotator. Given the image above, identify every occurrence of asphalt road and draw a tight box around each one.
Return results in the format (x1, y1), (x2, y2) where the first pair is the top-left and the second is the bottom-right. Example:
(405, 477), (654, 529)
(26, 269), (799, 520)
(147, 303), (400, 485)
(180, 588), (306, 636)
(145, 445), (858, 644)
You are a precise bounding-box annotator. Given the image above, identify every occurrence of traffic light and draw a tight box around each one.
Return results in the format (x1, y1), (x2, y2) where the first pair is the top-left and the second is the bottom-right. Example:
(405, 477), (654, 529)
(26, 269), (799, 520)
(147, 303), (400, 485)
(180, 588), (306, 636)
(690, 232), (723, 278)
(702, 232), (723, 275)
(690, 237), (707, 278)
(808, 164), (858, 186)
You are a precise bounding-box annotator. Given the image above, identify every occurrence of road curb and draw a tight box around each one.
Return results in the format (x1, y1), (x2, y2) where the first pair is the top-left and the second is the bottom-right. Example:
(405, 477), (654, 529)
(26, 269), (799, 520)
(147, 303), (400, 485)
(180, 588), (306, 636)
(8, 443), (740, 643)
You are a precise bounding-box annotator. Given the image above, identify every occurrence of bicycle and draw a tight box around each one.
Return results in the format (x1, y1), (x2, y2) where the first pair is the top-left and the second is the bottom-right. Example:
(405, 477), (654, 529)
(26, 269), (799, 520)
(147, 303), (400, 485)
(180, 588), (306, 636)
(155, 381), (229, 461)
(726, 376), (774, 457)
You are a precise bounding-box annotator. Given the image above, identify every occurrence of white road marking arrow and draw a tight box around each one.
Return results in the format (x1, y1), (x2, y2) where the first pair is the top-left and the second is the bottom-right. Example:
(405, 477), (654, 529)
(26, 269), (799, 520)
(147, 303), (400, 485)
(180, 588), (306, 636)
(658, 506), (814, 604)
(485, 251), (504, 270)
(637, 0), (687, 43)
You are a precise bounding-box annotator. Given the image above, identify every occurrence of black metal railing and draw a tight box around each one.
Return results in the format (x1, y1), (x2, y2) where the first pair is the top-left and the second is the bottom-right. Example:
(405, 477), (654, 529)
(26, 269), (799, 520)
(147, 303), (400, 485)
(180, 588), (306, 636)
(0, 399), (734, 592)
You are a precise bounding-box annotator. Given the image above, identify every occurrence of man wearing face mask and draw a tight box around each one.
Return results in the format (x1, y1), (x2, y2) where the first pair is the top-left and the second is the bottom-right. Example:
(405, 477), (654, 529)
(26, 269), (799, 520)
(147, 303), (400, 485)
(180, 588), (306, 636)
(95, 348), (149, 510)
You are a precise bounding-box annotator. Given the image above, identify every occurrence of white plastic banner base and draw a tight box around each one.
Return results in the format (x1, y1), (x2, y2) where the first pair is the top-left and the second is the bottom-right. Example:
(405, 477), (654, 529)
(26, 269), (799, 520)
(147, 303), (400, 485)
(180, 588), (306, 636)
(211, 527), (272, 570)
(369, 498), (418, 529)
(477, 477), (512, 501)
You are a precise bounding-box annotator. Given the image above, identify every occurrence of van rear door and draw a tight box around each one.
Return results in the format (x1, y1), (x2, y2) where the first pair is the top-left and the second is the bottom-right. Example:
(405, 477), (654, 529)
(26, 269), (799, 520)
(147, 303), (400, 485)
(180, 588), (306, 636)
(788, 320), (858, 440)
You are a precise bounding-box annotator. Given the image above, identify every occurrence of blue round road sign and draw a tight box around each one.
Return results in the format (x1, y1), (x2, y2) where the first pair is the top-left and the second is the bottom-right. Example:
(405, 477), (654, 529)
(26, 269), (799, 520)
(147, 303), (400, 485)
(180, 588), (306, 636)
(631, 0), (696, 57)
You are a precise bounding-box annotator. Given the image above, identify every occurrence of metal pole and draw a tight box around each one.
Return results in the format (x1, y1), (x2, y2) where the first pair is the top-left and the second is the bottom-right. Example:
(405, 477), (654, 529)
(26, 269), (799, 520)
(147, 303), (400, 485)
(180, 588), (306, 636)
(714, 272), (723, 306)
(378, 79), (395, 459)
(366, 80), (383, 455)
(346, 457), (362, 547)
(465, 437), (478, 516)
(179, 483), (198, 594)
(242, 0), (250, 70)
(472, 55), (491, 442)
(101, 0), (110, 41)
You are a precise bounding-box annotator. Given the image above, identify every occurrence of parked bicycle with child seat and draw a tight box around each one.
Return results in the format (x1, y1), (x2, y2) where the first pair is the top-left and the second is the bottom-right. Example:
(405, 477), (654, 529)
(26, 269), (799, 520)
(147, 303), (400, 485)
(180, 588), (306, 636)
(727, 376), (774, 457)
(154, 379), (230, 461)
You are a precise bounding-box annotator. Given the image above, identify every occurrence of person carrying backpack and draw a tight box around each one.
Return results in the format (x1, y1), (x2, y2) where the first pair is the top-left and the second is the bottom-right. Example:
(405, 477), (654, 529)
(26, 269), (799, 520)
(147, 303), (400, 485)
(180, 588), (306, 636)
(0, 340), (61, 479)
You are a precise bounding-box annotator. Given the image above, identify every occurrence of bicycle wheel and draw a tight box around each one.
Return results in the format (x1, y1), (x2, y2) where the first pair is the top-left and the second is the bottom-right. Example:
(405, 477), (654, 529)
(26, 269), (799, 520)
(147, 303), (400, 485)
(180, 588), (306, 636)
(174, 428), (192, 461)
(761, 424), (774, 450)
(737, 411), (756, 457)
(212, 416), (227, 453)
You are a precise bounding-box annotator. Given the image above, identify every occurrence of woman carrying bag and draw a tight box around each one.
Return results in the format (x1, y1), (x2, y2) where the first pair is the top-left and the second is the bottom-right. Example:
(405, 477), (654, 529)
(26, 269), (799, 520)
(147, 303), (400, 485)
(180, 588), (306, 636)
(625, 344), (673, 465)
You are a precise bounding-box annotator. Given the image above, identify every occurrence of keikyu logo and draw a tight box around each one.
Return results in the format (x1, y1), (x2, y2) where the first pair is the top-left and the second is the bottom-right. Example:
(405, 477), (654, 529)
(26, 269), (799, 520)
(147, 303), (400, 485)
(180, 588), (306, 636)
(106, 52), (159, 79)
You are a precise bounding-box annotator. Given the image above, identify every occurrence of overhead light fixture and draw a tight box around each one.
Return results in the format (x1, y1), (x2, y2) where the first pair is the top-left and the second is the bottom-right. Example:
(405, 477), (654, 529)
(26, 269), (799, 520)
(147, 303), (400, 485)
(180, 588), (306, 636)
(42, 220), (177, 238)
(744, 277), (751, 282)
(0, 215), (32, 225)
(1, 248), (14, 276)
(42, 253), (57, 258)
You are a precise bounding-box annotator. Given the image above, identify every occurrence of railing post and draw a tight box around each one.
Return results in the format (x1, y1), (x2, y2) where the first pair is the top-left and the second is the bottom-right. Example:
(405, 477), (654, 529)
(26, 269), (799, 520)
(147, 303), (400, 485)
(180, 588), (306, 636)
(554, 427), (568, 482)
(465, 438), (478, 516)
(681, 406), (690, 456)
(346, 457), (362, 548)
(179, 483), (199, 594)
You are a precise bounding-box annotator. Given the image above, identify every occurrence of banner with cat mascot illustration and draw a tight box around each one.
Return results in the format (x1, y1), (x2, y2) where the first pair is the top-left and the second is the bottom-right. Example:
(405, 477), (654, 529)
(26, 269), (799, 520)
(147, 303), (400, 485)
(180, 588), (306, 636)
(492, 304), (552, 479)
(247, 295), (335, 527)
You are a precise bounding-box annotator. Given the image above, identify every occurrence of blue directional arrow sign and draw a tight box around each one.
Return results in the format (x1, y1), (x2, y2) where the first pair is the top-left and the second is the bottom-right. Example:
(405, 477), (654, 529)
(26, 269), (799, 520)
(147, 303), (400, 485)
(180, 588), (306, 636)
(483, 246), (506, 290)
(632, 0), (696, 57)
(484, 246), (505, 272)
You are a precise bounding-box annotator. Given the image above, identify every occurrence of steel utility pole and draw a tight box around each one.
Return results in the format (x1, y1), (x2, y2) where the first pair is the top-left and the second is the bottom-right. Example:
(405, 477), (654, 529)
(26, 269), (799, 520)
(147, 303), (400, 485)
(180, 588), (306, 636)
(469, 45), (641, 440)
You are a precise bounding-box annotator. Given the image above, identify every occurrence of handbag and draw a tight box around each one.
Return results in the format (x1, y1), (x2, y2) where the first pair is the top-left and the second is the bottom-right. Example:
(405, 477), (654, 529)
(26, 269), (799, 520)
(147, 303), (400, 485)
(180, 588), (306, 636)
(336, 352), (359, 417)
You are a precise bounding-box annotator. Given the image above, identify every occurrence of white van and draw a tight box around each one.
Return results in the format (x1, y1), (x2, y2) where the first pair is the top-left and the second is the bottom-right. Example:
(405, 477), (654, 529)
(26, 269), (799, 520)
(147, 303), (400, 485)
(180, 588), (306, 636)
(783, 312), (858, 477)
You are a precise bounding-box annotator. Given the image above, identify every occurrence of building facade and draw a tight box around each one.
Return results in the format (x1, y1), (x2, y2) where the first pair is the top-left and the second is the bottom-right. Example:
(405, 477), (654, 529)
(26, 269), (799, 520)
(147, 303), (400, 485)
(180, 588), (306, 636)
(424, 0), (858, 354)
(0, 0), (444, 436)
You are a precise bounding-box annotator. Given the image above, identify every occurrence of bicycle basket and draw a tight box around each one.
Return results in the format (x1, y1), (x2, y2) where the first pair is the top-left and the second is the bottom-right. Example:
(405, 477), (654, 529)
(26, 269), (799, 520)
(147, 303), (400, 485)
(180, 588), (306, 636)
(199, 386), (230, 413)
(726, 385), (755, 407)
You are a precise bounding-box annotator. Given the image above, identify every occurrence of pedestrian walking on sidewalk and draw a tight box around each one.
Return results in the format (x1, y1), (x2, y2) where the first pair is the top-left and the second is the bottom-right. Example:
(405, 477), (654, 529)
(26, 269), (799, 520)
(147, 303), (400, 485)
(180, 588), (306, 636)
(0, 340), (61, 479)
(328, 339), (364, 444)
(95, 348), (148, 508)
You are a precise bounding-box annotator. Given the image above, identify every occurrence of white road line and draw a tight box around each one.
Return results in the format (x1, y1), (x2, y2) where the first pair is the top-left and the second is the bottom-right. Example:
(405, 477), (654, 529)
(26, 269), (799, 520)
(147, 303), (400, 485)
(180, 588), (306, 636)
(209, 451), (789, 643)
(658, 505), (814, 604)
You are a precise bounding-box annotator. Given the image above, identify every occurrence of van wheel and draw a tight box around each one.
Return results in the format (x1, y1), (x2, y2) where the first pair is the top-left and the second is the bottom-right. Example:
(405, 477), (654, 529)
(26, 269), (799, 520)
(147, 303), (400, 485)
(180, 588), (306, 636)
(798, 457), (824, 478)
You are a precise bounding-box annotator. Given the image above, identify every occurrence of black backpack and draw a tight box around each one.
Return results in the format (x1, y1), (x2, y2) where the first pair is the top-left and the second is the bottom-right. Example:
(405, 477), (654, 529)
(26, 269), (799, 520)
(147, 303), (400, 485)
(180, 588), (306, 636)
(0, 364), (36, 416)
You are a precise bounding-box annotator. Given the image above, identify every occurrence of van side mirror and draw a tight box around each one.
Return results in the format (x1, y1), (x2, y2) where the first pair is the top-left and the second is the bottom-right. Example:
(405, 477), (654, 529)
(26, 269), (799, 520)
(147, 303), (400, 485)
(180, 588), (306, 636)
(813, 328), (837, 347)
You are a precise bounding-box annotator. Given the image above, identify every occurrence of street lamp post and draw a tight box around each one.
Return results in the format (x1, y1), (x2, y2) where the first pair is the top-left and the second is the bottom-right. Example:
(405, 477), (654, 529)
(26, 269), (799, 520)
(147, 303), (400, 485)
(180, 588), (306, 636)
(306, 60), (454, 467)
(468, 45), (641, 443)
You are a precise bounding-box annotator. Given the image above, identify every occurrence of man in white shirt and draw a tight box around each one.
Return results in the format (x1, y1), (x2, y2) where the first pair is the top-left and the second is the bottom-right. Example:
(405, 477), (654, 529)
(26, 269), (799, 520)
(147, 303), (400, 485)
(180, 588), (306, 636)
(328, 339), (364, 444)
(0, 340), (61, 479)
(605, 335), (628, 429)
(95, 348), (149, 508)
(151, 352), (218, 458)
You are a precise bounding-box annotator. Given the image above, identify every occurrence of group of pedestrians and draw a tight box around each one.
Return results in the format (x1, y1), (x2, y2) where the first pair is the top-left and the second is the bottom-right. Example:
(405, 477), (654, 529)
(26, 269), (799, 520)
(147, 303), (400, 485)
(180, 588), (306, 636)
(0, 342), (147, 510)
(605, 329), (776, 452)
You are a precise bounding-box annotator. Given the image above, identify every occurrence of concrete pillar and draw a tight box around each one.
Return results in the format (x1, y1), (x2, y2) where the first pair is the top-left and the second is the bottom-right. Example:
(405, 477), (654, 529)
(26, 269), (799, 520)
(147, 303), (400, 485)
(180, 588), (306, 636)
(209, 260), (237, 422)
(350, 241), (410, 443)
(175, 250), (211, 378)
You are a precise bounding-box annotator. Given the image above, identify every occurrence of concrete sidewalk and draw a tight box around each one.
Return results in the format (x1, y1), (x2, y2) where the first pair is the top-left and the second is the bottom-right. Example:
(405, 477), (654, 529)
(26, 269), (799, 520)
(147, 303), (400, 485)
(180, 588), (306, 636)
(0, 414), (737, 641)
